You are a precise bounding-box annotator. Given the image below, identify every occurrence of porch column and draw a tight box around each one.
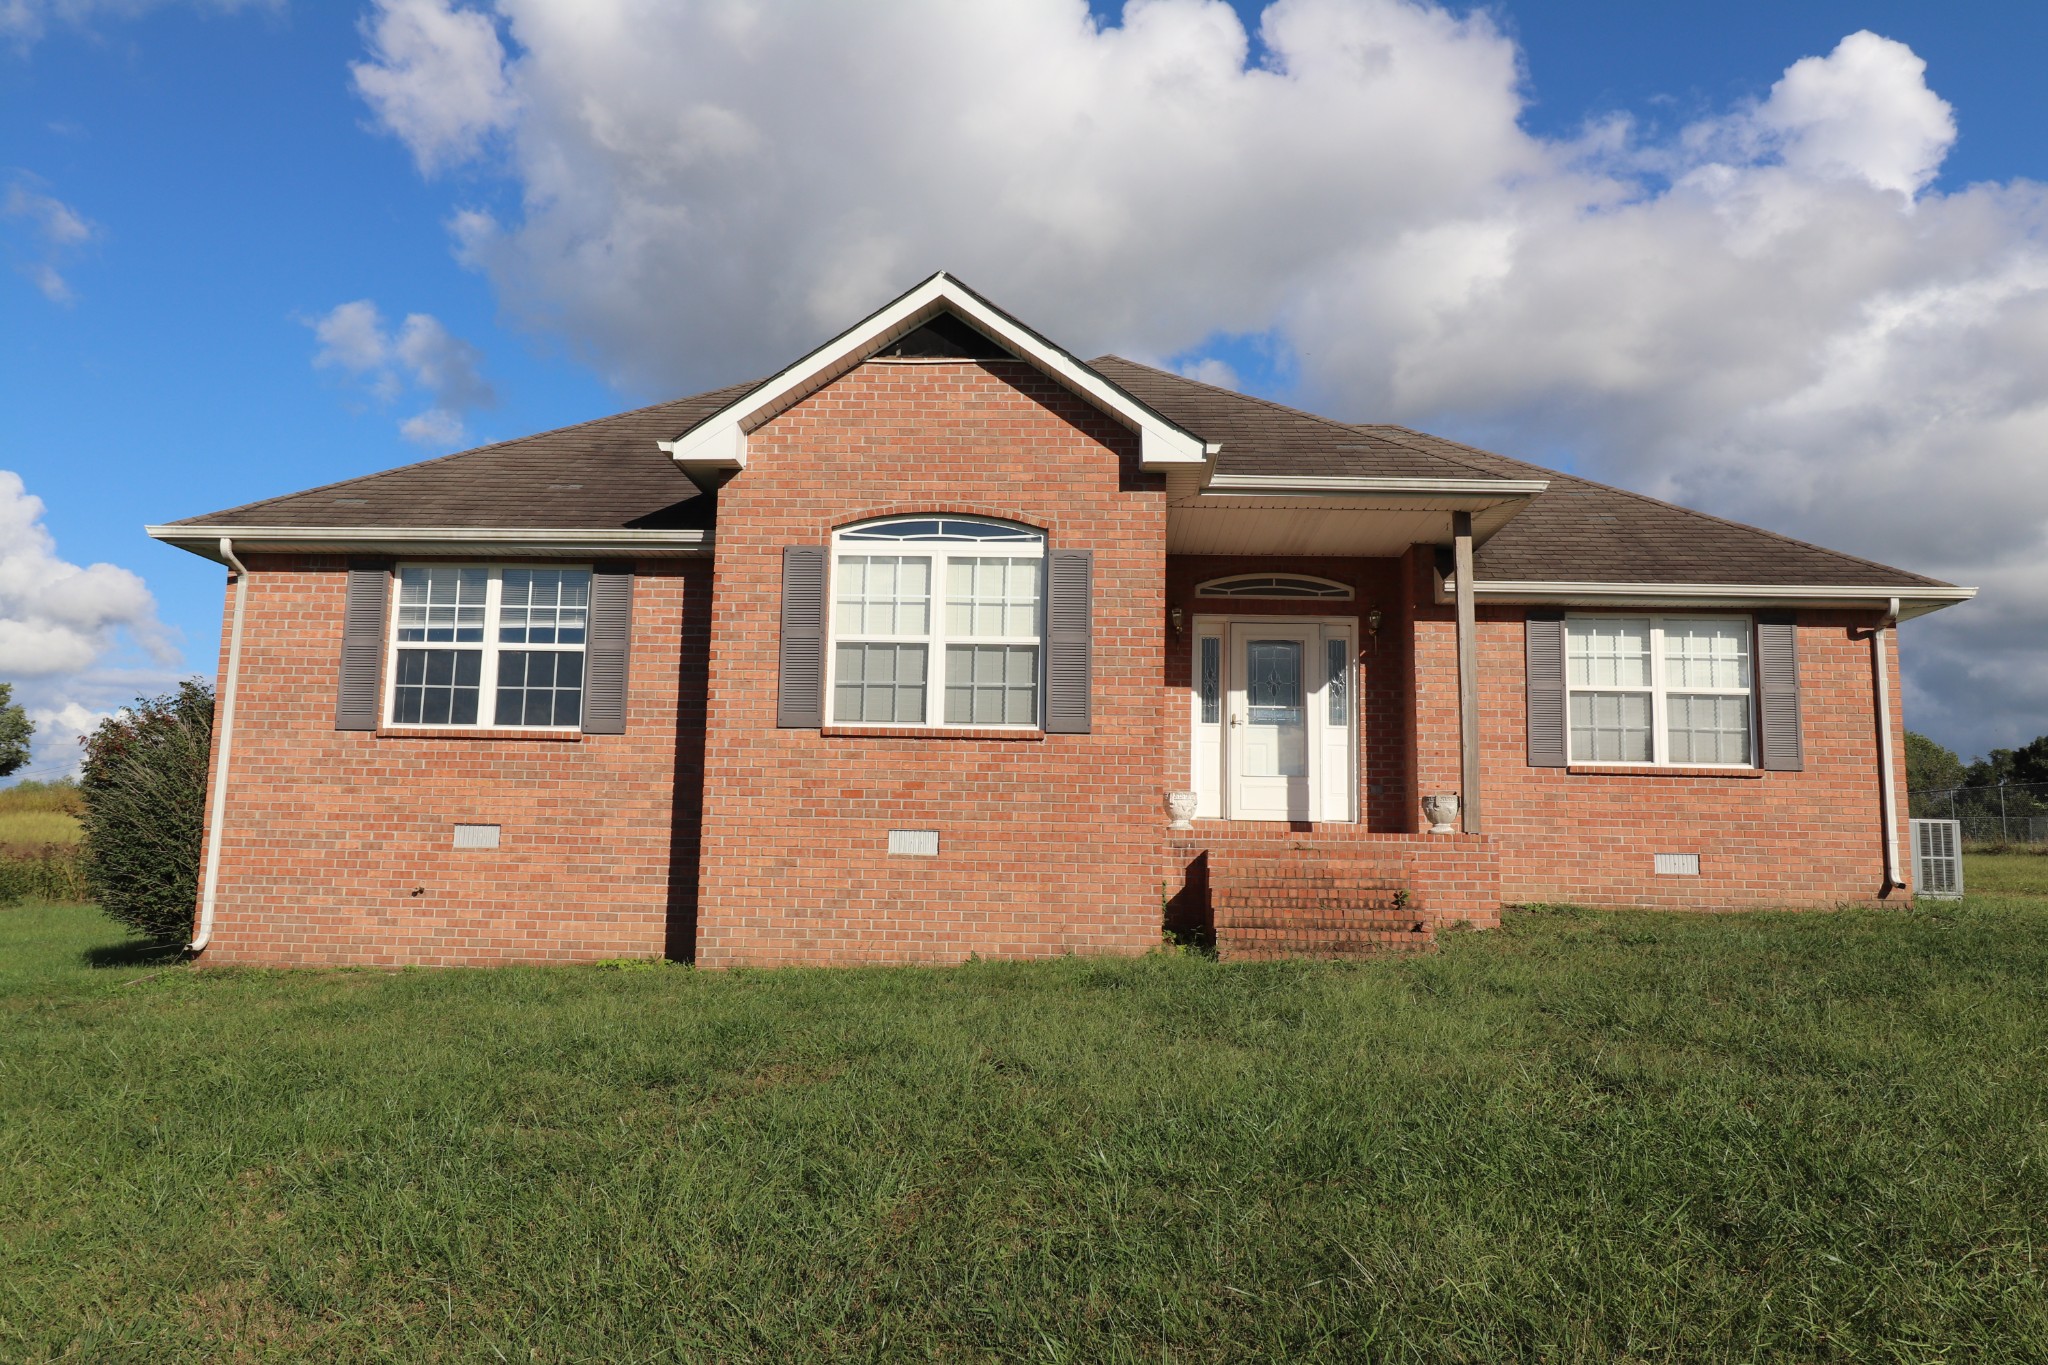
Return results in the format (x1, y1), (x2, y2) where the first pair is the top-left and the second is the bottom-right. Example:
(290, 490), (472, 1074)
(1453, 511), (1482, 833)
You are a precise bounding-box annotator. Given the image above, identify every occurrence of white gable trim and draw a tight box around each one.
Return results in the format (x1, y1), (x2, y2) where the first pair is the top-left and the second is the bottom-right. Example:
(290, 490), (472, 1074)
(657, 272), (1214, 476)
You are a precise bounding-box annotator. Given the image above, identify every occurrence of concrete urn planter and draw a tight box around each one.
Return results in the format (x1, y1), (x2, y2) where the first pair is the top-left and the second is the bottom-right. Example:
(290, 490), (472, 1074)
(1165, 791), (1199, 831)
(1423, 792), (1460, 835)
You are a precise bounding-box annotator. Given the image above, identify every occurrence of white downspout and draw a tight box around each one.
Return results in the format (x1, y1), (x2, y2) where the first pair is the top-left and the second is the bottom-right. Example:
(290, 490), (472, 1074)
(1873, 597), (1902, 894)
(191, 537), (249, 953)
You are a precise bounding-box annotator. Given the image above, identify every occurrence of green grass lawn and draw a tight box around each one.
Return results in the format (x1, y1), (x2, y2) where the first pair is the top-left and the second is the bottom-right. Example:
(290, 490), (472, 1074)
(5, 877), (2047, 1361)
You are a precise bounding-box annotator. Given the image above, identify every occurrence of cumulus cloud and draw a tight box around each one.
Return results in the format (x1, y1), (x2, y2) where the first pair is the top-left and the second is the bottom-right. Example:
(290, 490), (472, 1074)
(2, 177), (98, 303)
(307, 299), (496, 446)
(351, 0), (2048, 757)
(0, 471), (179, 778)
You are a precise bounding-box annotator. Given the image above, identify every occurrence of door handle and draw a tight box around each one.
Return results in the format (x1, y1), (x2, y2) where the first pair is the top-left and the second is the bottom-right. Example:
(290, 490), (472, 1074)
(1229, 714), (1243, 727)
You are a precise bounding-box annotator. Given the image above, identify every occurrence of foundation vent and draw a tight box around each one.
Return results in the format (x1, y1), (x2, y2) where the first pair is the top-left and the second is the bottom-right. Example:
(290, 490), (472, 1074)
(453, 824), (501, 850)
(1653, 852), (1700, 877)
(888, 829), (940, 857)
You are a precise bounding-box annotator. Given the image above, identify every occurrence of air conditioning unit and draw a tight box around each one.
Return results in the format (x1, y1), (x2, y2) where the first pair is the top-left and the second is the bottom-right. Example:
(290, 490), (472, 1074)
(1909, 819), (1963, 899)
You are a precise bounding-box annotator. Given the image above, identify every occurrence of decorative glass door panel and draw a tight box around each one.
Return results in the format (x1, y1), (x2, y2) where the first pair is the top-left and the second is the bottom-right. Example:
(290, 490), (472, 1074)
(1228, 626), (1315, 820)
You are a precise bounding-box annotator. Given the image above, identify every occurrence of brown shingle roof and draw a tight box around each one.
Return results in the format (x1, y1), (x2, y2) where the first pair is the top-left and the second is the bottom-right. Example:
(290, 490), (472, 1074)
(1355, 423), (1948, 589)
(168, 383), (751, 531)
(1089, 356), (1506, 482)
(167, 352), (1947, 591)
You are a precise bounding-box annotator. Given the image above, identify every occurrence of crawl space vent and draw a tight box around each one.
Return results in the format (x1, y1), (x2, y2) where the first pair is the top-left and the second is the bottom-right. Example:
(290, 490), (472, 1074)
(452, 824), (501, 850)
(888, 829), (940, 857)
(1653, 852), (1700, 877)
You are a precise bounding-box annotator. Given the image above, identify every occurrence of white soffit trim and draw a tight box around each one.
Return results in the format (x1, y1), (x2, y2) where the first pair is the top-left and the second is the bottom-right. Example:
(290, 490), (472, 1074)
(146, 525), (711, 563)
(657, 271), (1213, 474)
(1444, 577), (1977, 619)
(1203, 473), (1550, 500)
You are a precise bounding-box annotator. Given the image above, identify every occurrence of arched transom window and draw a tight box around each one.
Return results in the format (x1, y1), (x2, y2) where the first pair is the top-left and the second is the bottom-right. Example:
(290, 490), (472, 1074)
(1195, 574), (1354, 601)
(829, 516), (1046, 728)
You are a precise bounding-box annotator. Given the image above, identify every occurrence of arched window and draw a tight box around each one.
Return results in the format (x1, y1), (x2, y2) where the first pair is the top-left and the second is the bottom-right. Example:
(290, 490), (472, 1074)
(1195, 573), (1354, 601)
(829, 516), (1046, 728)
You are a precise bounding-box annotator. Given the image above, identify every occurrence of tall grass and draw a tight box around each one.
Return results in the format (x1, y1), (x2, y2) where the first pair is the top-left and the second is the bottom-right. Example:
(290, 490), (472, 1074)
(0, 777), (84, 815)
(4, 885), (2047, 1361)
(0, 781), (86, 903)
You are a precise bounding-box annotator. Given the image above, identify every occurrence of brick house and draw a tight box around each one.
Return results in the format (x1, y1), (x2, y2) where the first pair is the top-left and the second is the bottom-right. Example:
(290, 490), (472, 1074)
(149, 273), (1974, 967)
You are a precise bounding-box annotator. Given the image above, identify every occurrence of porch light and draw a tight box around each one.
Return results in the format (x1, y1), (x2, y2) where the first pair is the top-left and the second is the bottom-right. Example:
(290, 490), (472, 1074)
(1170, 607), (1184, 637)
(1367, 608), (1383, 634)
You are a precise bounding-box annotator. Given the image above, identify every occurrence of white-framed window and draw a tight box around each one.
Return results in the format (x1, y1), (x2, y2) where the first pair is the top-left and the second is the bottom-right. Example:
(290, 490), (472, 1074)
(827, 516), (1046, 729)
(1565, 615), (1754, 766)
(386, 565), (590, 729)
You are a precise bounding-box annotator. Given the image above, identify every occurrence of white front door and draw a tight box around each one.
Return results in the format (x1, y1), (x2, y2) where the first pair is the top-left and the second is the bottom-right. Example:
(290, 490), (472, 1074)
(1228, 624), (1316, 820)
(1194, 617), (1357, 823)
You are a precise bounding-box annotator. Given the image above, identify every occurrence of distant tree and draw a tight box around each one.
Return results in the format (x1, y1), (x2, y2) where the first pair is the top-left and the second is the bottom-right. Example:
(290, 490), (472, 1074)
(0, 683), (30, 779)
(1966, 749), (2017, 789)
(1905, 732), (1966, 792)
(2013, 734), (2048, 787)
(78, 681), (213, 944)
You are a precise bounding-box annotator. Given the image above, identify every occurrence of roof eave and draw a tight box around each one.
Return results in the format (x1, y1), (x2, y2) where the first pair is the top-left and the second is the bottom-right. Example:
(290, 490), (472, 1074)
(145, 525), (713, 564)
(1441, 577), (1976, 620)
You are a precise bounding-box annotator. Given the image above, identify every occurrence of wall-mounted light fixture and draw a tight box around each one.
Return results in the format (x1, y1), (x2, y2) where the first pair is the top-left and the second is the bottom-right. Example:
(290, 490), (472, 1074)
(1169, 607), (1185, 637)
(1366, 608), (1383, 634)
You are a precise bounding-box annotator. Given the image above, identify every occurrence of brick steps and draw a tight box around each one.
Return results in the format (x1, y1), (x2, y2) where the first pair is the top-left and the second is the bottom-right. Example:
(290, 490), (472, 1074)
(1206, 846), (1436, 961)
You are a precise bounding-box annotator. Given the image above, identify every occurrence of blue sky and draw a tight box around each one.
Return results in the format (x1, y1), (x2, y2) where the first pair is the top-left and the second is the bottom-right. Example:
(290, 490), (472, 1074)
(3, 0), (2046, 777)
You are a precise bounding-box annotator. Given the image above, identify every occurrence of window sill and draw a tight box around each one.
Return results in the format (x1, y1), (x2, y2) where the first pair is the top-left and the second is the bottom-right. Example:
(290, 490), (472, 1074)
(820, 725), (1045, 741)
(1566, 764), (1762, 779)
(377, 727), (584, 742)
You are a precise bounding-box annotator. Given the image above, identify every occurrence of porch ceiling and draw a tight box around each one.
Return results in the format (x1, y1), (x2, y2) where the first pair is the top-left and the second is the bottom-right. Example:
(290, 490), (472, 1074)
(1165, 496), (1530, 557)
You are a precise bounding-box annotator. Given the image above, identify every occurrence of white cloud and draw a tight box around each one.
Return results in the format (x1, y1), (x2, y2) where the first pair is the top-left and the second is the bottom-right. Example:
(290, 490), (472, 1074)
(351, 0), (519, 174)
(352, 2), (2048, 757)
(306, 299), (497, 447)
(3, 178), (99, 303)
(0, 472), (179, 779)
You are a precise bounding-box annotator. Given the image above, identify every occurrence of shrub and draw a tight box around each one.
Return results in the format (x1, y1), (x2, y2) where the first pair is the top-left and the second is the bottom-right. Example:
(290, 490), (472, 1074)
(0, 848), (88, 903)
(79, 681), (213, 944)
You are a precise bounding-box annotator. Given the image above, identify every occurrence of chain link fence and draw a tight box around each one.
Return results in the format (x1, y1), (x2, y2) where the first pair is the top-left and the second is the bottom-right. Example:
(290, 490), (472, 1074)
(1909, 780), (2048, 847)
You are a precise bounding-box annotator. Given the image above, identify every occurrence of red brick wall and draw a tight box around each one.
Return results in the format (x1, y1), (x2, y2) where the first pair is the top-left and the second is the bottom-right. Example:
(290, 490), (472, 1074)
(193, 555), (706, 967)
(1406, 556), (1913, 909)
(692, 359), (1169, 966)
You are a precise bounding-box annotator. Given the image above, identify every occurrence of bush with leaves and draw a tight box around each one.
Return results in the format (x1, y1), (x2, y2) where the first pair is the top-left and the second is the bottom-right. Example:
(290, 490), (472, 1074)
(79, 681), (213, 944)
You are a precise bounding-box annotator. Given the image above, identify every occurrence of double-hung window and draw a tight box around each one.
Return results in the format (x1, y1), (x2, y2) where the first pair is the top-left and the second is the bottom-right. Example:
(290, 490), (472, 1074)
(1565, 616), (1754, 766)
(387, 565), (590, 729)
(828, 517), (1045, 729)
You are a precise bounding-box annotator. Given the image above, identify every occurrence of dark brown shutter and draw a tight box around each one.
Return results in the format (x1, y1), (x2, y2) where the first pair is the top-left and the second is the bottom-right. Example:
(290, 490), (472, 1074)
(1756, 613), (1803, 771)
(1044, 550), (1092, 734)
(777, 547), (827, 728)
(335, 562), (390, 731)
(1525, 611), (1567, 767)
(581, 564), (633, 735)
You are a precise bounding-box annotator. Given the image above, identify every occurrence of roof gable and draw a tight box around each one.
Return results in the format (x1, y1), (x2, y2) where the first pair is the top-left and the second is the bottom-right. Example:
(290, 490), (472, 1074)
(659, 272), (1212, 479)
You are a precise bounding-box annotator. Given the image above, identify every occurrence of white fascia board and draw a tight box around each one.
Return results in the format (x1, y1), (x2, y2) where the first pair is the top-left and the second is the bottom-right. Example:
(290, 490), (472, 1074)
(663, 272), (1210, 475)
(1444, 577), (1977, 619)
(146, 525), (711, 563)
(1202, 473), (1549, 501)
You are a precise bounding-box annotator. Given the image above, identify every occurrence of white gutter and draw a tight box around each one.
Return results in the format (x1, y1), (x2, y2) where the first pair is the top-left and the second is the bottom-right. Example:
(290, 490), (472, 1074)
(1442, 577), (1977, 620)
(191, 537), (249, 954)
(1203, 473), (1549, 498)
(1874, 597), (1903, 893)
(145, 525), (710, 562)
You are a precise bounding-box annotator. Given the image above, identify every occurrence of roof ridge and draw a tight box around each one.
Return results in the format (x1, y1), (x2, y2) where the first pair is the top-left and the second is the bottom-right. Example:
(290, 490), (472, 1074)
(174, 380), (756, 527)
(1361, 424), (1948, 588)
